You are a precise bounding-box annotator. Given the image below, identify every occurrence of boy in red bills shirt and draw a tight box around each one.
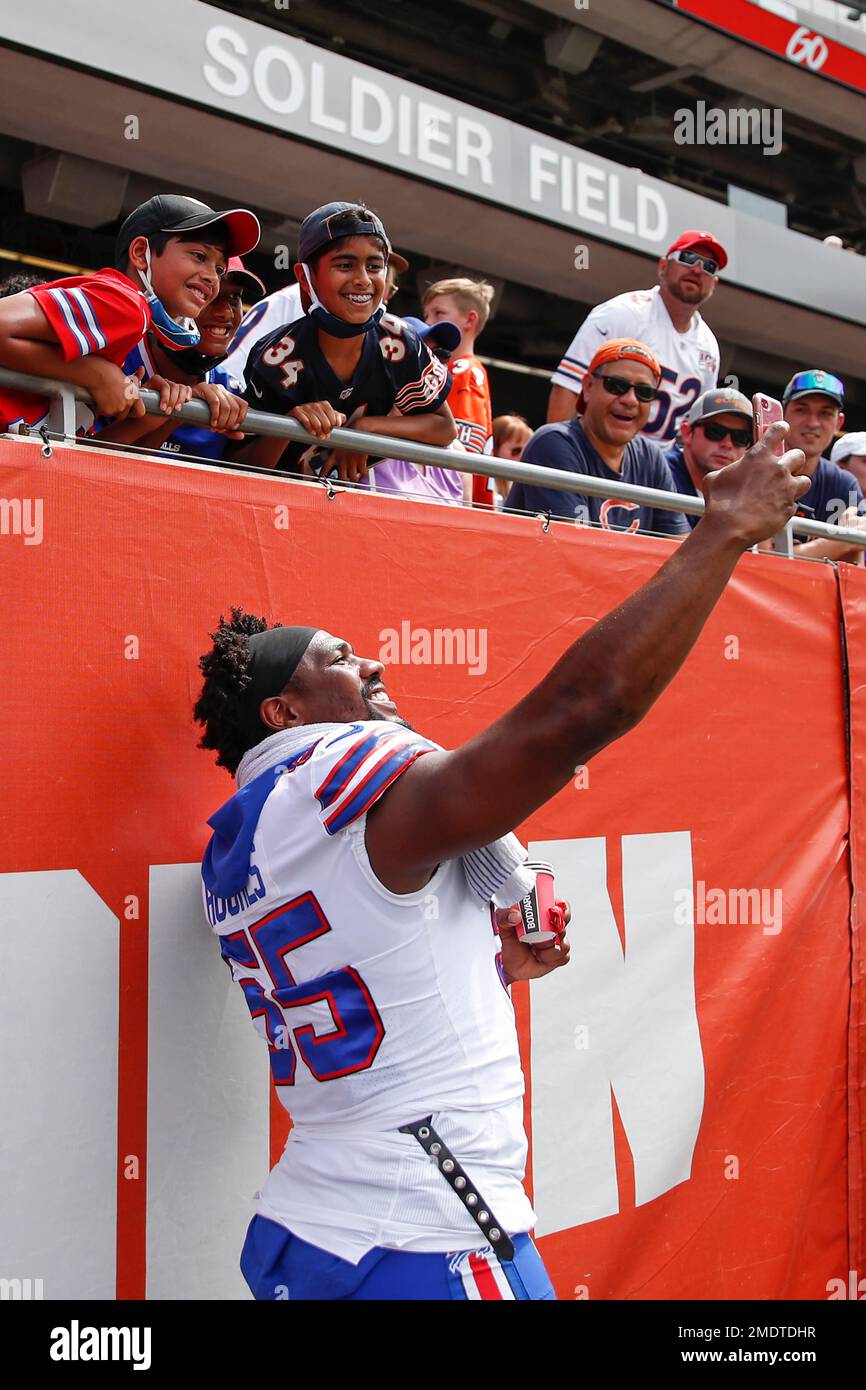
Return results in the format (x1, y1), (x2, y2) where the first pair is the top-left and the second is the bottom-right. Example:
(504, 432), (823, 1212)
(0, 194), (259, 435)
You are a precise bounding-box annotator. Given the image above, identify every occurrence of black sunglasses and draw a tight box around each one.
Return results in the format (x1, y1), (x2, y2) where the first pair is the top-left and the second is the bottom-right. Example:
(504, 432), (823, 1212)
(593, 372), (659, 404)
(699, 421), (753, 448)
(668, 248), (719, 276)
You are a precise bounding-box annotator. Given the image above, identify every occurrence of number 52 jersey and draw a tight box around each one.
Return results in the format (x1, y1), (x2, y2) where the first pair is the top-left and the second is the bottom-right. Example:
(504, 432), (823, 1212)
(201, 720), (536, 1261)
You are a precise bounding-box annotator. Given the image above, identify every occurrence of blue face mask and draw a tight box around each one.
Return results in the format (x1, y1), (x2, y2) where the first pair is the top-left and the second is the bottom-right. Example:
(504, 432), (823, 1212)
(299, 263), (384, 339)
(138, 243), (202, 350)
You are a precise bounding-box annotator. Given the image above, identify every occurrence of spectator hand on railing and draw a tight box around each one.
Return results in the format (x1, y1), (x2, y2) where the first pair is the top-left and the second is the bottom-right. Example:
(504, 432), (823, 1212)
(290, 401), (346, 439)
(84, 360), (147, 423)
(148, 373), (193, 417)
(192, 381), (248, 439)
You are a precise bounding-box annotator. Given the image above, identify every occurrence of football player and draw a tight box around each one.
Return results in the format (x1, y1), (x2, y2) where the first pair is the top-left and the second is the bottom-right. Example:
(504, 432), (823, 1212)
(195, 418), (810, 1299)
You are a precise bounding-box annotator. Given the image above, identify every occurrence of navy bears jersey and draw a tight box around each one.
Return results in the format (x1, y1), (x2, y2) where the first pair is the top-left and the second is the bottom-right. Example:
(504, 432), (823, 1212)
(244, 312), (451, 471)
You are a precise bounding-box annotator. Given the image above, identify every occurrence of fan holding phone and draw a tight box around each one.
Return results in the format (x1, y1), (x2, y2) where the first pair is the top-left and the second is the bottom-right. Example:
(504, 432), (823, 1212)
(665, 387), (755, 529)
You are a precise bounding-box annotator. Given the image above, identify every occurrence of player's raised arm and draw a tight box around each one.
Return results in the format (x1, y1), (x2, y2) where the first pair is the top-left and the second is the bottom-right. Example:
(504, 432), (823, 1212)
(365, 423), (811, 890)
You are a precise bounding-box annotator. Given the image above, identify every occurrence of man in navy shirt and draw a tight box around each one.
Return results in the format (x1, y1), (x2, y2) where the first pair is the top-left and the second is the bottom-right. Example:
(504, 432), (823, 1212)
(665, 388), (754, 529)
(236, 202), (454, 479)
(782, 369), (866, 561)
(505, 338), (689, 536)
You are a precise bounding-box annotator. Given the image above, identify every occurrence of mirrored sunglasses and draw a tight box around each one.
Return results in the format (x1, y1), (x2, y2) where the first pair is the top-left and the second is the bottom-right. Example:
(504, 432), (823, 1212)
(668, 248), (719, 276)
(786, 370), (845, 402)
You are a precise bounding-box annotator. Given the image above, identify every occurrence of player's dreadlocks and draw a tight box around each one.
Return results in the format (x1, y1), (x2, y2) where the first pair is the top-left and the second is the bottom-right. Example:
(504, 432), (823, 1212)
(194, 606), (281, 774)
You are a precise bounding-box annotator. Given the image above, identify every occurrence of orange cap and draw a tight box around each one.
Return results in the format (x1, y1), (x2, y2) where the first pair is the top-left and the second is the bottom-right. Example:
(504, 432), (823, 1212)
(578, 338), (662, 412)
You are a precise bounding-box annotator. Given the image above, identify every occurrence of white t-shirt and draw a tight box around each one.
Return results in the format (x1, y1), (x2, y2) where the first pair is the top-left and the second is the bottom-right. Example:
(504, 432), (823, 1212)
(202, 720), (535, 1263)
(551, 285), (720, 444)
(222, 283), (304, 388)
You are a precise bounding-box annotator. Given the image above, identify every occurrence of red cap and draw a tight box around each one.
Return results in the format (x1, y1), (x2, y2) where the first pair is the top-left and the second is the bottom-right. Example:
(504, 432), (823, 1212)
(224, 256), (266, 302)
(578, 338), (662, 413)
(666, 229), (728, 271)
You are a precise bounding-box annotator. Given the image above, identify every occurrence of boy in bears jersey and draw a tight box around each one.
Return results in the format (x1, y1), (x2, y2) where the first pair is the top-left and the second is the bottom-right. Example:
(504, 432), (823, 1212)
(235, 202), (455, 480)
(195, 419), (812, 1299)
(0, 194), (259, 435)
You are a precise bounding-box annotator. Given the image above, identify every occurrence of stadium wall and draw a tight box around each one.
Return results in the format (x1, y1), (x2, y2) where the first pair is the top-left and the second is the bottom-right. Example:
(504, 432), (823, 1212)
(0, 438), (862, 1300)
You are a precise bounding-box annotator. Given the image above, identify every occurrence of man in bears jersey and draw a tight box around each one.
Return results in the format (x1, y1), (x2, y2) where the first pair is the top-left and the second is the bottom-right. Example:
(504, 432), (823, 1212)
(195, 417), (810, 1299)
(548, 229), (725, 445)
(0, 194), (259, 435)
(234, 202), (455, 480)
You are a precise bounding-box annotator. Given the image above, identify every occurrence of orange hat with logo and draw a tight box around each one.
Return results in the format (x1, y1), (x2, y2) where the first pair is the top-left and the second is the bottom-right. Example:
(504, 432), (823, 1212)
(578, 338), (662, 413)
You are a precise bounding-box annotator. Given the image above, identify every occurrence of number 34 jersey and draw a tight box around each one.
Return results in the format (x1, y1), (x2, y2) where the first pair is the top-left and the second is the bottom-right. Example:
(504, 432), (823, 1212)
(201, 720), (535, 1262)
(243, 312), (452, 472)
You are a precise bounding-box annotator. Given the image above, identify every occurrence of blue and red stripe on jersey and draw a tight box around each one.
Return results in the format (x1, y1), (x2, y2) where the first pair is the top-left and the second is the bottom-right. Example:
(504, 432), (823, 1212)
(316, 731), (433, 835)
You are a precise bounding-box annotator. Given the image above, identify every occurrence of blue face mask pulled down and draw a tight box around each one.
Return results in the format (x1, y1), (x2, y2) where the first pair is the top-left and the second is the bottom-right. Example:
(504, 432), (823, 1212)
(138, 243), (202, 350)
(299, 263), (384, 339)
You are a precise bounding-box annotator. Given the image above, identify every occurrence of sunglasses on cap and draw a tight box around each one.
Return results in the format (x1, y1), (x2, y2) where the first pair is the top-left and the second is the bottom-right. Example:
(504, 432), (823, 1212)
(667, 248), (719, 276)
(698, 421), (753, 448)
(593, 372), (659, 404)
(785, 370), (845, 403)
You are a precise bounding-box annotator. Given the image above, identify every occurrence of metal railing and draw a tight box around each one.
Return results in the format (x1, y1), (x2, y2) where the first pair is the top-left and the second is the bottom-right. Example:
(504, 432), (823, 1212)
(3, 366), (866, 556)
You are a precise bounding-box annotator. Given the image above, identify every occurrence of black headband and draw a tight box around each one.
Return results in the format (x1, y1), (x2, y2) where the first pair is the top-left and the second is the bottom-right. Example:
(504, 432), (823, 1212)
(241, 626), (319, 747)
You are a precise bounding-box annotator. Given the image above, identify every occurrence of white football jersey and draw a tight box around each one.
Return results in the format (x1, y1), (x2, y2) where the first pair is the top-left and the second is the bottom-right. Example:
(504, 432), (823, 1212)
(551, 285), (720, 444)
(202, 720), (535, 1262)
(222, 283), (304, 388)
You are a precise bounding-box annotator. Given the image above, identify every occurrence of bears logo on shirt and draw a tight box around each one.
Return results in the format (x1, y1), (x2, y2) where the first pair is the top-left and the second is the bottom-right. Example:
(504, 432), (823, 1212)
(599, 499), (640, 533)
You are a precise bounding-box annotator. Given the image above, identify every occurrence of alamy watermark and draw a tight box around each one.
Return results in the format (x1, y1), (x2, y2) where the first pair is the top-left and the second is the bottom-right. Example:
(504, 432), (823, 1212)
(674, 880), (783, 936)
(0, 497), (43, 545)
(50, 1321), (151, 1370)
(674, 100), (782, 158)
(378, 622), (487, 676)
(0, 1276), (43, 1299)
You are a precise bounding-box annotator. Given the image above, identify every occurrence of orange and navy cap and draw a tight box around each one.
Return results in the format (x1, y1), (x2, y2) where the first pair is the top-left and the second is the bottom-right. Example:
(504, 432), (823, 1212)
(298, 201), (409, 272)
(578, 338), (662, 413)
(665, 229), (728, 271)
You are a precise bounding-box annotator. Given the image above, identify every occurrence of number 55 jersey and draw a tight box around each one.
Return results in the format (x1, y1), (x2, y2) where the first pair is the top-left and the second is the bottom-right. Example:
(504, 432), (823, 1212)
(201, 720), (535, 1263)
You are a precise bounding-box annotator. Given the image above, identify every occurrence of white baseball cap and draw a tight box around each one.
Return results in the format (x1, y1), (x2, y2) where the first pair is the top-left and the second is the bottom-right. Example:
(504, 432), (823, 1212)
(831, 432), (866, 465)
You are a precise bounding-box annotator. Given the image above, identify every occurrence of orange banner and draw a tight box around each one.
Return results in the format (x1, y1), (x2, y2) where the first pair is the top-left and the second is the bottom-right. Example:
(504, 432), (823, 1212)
(0, 438), (860, 1300)
(839, 564), (866, 1280)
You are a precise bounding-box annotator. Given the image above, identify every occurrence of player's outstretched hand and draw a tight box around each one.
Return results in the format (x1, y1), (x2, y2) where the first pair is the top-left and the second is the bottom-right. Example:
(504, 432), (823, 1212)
(291, 401), (346, 439)
(701, 421), (812, 549)
(495, 902), (571, 984)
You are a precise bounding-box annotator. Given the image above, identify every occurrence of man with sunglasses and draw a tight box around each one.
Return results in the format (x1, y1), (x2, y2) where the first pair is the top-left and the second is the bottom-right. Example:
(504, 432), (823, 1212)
(781, 369), (866, 562)
(505, 339), (689, 535)
(666, 389), (754, 529)
(548, 231), (723, 444)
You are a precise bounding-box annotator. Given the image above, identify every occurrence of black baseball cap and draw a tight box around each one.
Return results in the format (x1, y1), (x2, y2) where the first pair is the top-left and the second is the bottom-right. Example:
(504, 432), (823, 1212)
(116, 195), (261, 261)
(297, 201), (409, 271)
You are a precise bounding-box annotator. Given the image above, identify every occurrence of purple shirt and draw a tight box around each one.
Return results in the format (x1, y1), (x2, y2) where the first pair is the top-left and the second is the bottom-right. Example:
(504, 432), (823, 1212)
(361, 457), (464, 505)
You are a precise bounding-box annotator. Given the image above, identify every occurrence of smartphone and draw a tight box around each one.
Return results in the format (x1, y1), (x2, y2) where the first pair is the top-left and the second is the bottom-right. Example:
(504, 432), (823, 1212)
(752, 393), (785, 456)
